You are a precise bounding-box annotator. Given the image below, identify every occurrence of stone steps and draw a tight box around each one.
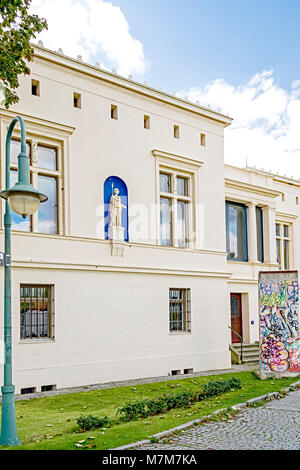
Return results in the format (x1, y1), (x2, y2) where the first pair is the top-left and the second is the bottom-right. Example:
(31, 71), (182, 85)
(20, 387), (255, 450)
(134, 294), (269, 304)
(230, 343), (260, 364)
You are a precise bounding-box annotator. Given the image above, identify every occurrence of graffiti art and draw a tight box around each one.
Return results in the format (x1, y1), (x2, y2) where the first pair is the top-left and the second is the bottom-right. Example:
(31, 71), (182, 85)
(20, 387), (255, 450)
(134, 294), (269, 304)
(259, 271), (300, 375)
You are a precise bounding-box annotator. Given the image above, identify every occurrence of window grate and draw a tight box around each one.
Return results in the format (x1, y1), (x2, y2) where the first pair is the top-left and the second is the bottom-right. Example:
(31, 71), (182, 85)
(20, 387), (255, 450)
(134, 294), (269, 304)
(20, 285), (55, 340)
(21, 387), (36, 395)
(169, 288), (191, 332)
(41, 385), (56, 392)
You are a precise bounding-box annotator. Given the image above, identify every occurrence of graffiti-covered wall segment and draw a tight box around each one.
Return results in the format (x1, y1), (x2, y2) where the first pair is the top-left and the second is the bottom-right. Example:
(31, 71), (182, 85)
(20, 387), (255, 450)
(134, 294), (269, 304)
(259, 271), (300, 374)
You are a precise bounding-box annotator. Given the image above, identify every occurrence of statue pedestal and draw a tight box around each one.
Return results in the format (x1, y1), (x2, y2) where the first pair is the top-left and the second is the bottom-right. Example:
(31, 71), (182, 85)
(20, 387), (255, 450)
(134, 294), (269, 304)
(110, 241), (125, 257)
(108, 225), (125, 257)
(108, 225), (125, 242)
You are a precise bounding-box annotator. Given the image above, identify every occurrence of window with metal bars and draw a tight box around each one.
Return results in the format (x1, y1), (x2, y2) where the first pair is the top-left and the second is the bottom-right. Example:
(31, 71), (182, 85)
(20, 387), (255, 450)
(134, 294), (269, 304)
(20, 285), (55, 340)
(169, 288), (191, 332)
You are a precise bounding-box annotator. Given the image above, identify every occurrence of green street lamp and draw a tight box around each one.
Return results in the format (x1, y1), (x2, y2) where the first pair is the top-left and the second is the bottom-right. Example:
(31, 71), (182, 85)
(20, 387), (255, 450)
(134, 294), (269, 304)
(0, 116), (47, 447)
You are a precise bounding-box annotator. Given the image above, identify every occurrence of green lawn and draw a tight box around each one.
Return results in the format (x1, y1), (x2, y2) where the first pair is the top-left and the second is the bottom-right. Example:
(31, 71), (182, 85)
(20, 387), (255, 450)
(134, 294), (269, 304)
(0, 371), (298, 450)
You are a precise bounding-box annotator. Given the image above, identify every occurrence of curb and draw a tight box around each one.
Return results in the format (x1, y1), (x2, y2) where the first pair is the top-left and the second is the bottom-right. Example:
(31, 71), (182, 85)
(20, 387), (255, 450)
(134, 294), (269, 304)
(113, 379), (300, 450)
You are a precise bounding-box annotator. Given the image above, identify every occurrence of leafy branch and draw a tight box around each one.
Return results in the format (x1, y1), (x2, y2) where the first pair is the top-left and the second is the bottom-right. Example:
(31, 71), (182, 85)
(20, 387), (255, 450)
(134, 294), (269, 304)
(0, 0), (47, 108)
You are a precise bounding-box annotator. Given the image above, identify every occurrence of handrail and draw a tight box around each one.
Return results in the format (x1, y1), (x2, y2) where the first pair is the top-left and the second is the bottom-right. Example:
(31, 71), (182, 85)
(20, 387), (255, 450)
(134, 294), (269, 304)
(228, 326), (243, 363)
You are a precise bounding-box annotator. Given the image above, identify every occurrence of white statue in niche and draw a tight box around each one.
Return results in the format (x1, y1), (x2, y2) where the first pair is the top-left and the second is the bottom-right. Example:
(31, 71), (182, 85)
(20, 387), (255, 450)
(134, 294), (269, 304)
(108, 187), (127, 242)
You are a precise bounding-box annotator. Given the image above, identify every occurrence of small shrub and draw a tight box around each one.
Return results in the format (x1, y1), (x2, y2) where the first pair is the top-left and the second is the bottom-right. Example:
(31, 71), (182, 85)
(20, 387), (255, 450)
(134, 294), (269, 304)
(117, 377), (241, 421)
(145, 397), (165, 415)
(161, 390), (192, 411)
(201, 377), (241, 398)
(117, 390), (193, 421)
(76, 415), (112, 432)
(116, 400), (148, 421)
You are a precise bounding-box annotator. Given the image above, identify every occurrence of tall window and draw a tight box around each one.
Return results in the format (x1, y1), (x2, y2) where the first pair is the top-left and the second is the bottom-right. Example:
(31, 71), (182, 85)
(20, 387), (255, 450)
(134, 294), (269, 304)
(10, 139), (59, 234)
(226, 201), (248, 261)
(20, 285), (55, 340)
(169, 288), (191, 332)
(256, 206), (264, 262)
(159, 171), (191, 247)
(276, 223), (291, 270)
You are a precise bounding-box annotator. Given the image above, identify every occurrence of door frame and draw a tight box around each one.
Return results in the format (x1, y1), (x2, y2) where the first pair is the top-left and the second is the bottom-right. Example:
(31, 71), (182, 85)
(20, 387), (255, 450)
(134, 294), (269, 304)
(230, 293), (243, 343)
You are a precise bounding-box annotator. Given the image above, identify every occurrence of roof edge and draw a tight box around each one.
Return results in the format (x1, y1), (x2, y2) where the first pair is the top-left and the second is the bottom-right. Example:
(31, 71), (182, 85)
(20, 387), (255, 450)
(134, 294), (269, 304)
(32, 44), (233, 127)
(225, 163), (300, 188)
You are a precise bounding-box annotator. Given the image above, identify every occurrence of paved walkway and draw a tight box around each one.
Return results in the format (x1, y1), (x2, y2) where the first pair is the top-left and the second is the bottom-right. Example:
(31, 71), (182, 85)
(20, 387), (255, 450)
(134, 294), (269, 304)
(11, 364), (256, 402)
(141, 390), (300, 450)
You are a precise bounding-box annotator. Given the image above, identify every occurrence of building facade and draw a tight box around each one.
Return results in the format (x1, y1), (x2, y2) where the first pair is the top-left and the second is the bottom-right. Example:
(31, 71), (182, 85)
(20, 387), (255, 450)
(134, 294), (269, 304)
(0, 45), (298, 394)
(225, 165), (300, 351)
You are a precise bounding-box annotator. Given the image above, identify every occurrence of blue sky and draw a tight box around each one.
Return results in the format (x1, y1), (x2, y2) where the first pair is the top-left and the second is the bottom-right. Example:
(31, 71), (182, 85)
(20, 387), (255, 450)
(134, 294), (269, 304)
(108, 0), (300, 91)
(30, 0), (300, 177)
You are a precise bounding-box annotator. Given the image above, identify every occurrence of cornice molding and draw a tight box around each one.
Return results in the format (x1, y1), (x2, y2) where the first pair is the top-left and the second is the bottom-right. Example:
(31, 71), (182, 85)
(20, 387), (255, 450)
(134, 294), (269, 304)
(12, 258), (232, 279)
(0, 229), (227, 256)
(225, 164), (300, 189)
(225, 178), (282, 199)
(0, 108), (75, 136)
(275, 211), (298, 221)
(272, 177), (300, 188)
(152, 149), (204, 170)
(32, 45), (232, 127)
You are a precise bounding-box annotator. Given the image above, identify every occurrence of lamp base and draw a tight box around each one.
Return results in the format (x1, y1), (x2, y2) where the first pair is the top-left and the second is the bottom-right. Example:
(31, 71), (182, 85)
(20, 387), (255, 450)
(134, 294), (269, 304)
(0, 385), (21, 447)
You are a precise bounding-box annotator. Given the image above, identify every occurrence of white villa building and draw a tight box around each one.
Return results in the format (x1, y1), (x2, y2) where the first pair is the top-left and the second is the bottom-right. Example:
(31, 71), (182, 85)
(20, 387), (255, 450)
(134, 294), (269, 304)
(0, 45), (299, 394)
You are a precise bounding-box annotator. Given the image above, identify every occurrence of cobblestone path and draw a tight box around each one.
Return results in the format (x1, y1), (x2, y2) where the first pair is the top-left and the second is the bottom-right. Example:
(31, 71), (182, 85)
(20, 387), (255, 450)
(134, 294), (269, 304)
(141, 390), (300, 450)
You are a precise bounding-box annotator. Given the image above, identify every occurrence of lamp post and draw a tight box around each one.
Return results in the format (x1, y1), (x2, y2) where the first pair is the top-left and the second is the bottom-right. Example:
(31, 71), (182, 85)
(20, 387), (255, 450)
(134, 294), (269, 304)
(0, 116), (47, 446)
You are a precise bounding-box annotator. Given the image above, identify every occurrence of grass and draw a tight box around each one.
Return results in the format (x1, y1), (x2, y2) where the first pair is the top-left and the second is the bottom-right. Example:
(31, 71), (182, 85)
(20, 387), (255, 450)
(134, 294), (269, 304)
(0, 371), (298, 450)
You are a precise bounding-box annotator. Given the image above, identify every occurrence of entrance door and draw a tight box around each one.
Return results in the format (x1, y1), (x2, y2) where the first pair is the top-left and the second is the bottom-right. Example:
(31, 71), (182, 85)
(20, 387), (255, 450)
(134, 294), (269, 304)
(230, 293), (242, 343)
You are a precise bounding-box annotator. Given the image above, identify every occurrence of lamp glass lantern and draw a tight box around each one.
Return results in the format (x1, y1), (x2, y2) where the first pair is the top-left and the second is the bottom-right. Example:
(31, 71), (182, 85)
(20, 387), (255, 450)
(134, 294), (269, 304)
(0, 181), (47, 218)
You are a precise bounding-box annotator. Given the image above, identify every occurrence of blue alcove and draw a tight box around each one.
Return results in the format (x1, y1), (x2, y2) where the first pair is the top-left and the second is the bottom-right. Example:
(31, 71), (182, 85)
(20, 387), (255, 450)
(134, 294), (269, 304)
(104, 176), (129, 241)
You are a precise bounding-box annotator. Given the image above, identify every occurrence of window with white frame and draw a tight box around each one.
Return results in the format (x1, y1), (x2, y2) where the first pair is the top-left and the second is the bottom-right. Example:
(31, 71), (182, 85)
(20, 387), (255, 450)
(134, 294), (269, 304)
(159, 170), (192, 247)
(10, 138), (62, 234)
(276, 222), (291, 270)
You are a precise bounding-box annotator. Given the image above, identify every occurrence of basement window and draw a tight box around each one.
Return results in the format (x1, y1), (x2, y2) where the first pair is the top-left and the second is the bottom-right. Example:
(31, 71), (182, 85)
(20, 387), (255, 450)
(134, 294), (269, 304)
(21, 387), (36, 395)
(200, 133), (206, 146)
(171, 369), (181, 376)
(41, 384), (57, 392)
(174, 125), (180, 139)
(73, 92), (81, 109)
(111, 104), (118, 120)
(183, 368), (194, 375)
(144, 115), (150, 129)
(31, 79), (40, 97)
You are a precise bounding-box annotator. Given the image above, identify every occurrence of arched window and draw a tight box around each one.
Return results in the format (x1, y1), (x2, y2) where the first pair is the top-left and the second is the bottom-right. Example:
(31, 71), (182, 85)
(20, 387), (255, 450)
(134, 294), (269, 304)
(104, 176), (129, 241)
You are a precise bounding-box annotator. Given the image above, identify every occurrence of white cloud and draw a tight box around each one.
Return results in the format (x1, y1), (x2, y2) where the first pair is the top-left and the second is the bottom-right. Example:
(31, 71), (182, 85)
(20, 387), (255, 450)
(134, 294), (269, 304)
(30, 0), (146, 77)
(180, 70), (300, 179)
